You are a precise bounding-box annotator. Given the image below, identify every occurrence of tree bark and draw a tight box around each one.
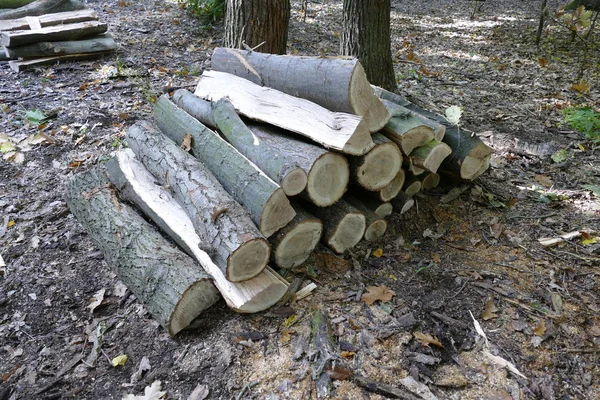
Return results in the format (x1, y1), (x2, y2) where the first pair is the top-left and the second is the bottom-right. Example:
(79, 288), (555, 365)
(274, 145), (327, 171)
(154, 95), (295, 237)
(408, 140), (452, 174)
(0, 0), (84, 19)
(5, 34), (116, 59)
(124, 121), (270, 283)
(402, 174), (422, 197)
(1, 20), (106, 47)
(172, 89), (349, 207)
(64, 167), (221, 336)
(302, 199), (366, 254)
(348, 133), (402, 191)
(341, 0), (396, 91)
(345, 196), (387, 241)
(104, 149), (289, 312)
(381, 99), (435, 155)
(0, 9), (96, 31)
(210, 47), (390, 132)
(439, 126), (494, 180)
(269, 203), (322, 269)
(195, 70), (374, 155)
(354, 195), (393, 217)
(224, 0), (290, 55)
(8, 51), (111, 72)
(391, 192), (415, 215)
(420, 172), (440, 190)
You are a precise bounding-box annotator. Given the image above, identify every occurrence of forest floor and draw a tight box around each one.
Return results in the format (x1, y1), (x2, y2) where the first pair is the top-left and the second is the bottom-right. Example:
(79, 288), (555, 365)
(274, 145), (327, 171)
(1, 0), (599, 399)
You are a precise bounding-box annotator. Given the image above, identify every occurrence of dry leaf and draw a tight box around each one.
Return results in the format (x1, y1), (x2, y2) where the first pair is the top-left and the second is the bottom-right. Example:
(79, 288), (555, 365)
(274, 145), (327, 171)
(314, 253), (349, 273)
(482, 296), (499, 320)
(123, 380), (166, 400)
(571, 80), (590, 93)
(111, 354), (128, 367)
(483, 350), (527, 379)
(533, 319), (546, 336)
(413, 331), (444, 348)
(431, 253), (441, 263)
(373, 248), (383, 258)
(534, 174), (553, 188)
(341, 351), (355, 359)
(589, 324), (600, 337)
(328, 365), (352, 381)
(279, 329), (293, 344)
(361, 285), (396, 305)
(538, 57), (548, 67)
(181, 133), (192, 152)
(87, 288), (106, 313)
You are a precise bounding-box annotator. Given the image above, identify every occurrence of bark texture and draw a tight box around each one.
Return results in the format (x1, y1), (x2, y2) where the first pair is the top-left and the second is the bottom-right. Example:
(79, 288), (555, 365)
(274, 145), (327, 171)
(341, 0), (396, 90)
(408, 140), (452, 174)
(440, 126), (494, 180)
(381, 99), (435, 155)
(5, 34), (116, 59)
(64, 167), (221, 336)
(154, 95), (295, 237)
(125, 121), (270, 283)
(224, 0), (290, 55)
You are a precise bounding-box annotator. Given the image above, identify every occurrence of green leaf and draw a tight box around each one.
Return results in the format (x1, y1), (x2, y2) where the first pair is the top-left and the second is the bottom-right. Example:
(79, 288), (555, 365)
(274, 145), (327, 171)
(0, 141), (16, 153)
(583, 184), (600, 198)
(25, 109), (47, 125)
(445, 106), (463, 125)
(551, 149), (568, 163)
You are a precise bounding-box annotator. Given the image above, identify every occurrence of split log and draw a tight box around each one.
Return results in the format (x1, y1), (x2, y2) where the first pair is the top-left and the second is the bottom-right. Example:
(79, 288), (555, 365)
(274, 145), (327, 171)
(172, 90), (350, 205)
(64, 167), (221, 336)
(408, 140), (452, 174)
(402, 174), (422, 197)
(5, 34), (116, 59)
(0, 9), (97, 31)
(154, 95), (296, 237)
(194, 70), (374, 155)
(378, 169), (406, 202)
(391, 192), (415, 215)
(1, 20), (106, 47)
(421, 172), (440, 190)
(0, 0), (84, 19)
(125, 121), (271, 283)
(381, 99), (434, 155)
(269, 203), (322, 269)
(348, 133), (402, 191)
(210, 47), (391, 132)
(345, 196), (387, 241)
(104, 149), (288, 312)
(439, 126), (494, 180)
(303, 199), (366, 254)
(7, 51), (110, 72)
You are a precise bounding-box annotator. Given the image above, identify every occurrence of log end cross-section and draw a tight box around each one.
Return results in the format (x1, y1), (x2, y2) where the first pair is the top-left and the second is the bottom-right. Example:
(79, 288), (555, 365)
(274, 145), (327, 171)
(305, 152), (349, 207)
(349, 62), (391, 132)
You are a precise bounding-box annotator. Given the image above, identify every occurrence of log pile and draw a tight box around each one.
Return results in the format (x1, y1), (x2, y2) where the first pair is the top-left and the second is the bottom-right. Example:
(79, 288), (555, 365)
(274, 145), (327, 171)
(66, 48), (492, 334)
(0, 2), (116, 72)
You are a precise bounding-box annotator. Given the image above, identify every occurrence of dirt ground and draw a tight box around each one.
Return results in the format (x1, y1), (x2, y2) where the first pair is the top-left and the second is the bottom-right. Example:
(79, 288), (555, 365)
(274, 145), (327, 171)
(1, 0), (599, 399)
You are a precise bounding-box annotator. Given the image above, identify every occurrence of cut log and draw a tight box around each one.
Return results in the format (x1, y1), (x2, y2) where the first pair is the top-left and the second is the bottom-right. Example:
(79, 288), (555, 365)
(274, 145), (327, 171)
(7, 51), (110, 72)
(381, 99), (434, 155)
(5, 33), (116, 59)
(124, 121), (270, 283)
(154, 95), (295, 237)
(210, 47), (391, 132)
(345, 196), (387, 241)
(0, 9), (97, 31)
(391, 192), (415, 215)
(421, 172), (440, 190)
(0, 0), (84, 19)
(357, 196), (393, 218)
(1, 20), (106, 47)
(194, 70), (374, 155)
(64, 167), (221, 336)
(439, 126), (494, 180)
(378, 168), (406, 202)
(104, 149), (288, 313)
(408, 140), (452, 174)
(348, 133), (402, 191)
(173, 89), (350, 206)
(0, 48), (9, 60)
(303, 199), (366, 254)
(269, 203), (322, 268)
(402, 174), (422, 197)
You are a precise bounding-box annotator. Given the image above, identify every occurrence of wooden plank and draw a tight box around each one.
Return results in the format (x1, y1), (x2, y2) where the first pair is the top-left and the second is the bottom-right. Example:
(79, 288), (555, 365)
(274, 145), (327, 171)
(0, 9), (97, 31)
(8, 51), (110, 72)
(5, 34), (116, 59)
(0, 0), (85, 20)
(1, 20), (107, 47)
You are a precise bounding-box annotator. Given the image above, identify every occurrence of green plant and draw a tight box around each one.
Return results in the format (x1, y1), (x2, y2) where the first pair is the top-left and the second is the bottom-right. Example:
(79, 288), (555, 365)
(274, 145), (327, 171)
(180, 0), (225, 23)
(563, 106), (600, 143)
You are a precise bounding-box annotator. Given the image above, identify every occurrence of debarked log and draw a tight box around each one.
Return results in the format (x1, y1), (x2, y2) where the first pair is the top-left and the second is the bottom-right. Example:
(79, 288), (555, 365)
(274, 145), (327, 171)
(0, 9), (97, 31)
(154, 95), (295, 237)
(64, 167), (221, 336)
(5, 33), (116, 59)
(1, 20), (107, 47)
(125, 121), (270, 283)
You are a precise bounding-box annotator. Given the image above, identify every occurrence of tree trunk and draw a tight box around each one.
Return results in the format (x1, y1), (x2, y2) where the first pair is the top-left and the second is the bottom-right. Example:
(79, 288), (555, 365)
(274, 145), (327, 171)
(172, 89), (350, 207)
(0, 9), (97, 31)
(5, 34), (116, 59)
(64, 167), (221, 336)
(341, 0), (396, 91)
(104, 149), (289, 313)
(124, 121), (271, 283)
(195, 70), (374, 155)
(0, 0), (84, 19)
(154, 95), (296, 238)
(0, 20), (106, 47)
(348, 133), (402, 191)
(210, 47), (391, 132)
(224, 0), (290, 55)
(269, 203), (322, 269)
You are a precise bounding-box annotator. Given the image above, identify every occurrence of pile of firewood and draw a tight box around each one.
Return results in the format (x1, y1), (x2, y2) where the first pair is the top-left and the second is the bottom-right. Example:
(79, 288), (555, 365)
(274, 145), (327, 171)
(0, 2), (116, 72)
(65, 48), (493, 335)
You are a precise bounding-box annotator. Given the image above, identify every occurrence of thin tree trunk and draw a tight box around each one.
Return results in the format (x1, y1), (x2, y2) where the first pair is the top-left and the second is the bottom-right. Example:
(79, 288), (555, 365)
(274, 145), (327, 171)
(225, 0), (290, 55)
(341, 0), (396, 90)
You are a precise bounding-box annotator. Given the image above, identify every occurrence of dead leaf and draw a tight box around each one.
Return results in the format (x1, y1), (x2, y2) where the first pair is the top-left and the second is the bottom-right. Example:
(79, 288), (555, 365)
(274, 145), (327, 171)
(130, 356), (151, 384)
(483, 350), (527, 379)
(373, 248), (383, 258)
(413, 331), (444, 348)
(482, 296), (499, 320)
(571, 80), (590, 93)
(279, 329), (293, 344)
(361, 285), (396, 305)
(328, 365), (352, 381)
(123, 380), (166, 400)
(111, 354), (128, 367)
(534, 174), (553, 188)
(533, 319), (546, 336)
(87, 288), (106, 313)
(538, 57), (548, 67)
(589, 324), (600, 337)
(551, 293), (563, 313)
(341, 351), (355, 359)
(181, 133), (192, 152)
(187, 383), (210, 400)
(431, 253), (441, 263)
(314, 253), (349, 273)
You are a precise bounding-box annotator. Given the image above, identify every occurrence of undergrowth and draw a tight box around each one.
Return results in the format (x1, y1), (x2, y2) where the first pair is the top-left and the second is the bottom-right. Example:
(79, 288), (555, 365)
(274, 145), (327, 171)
(179, 0), (225, 23)
(563, 106), (600, 143)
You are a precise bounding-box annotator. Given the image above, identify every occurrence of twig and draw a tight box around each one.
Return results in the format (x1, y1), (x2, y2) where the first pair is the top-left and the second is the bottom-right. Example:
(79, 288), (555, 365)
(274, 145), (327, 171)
(236, 380), (259, 400)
